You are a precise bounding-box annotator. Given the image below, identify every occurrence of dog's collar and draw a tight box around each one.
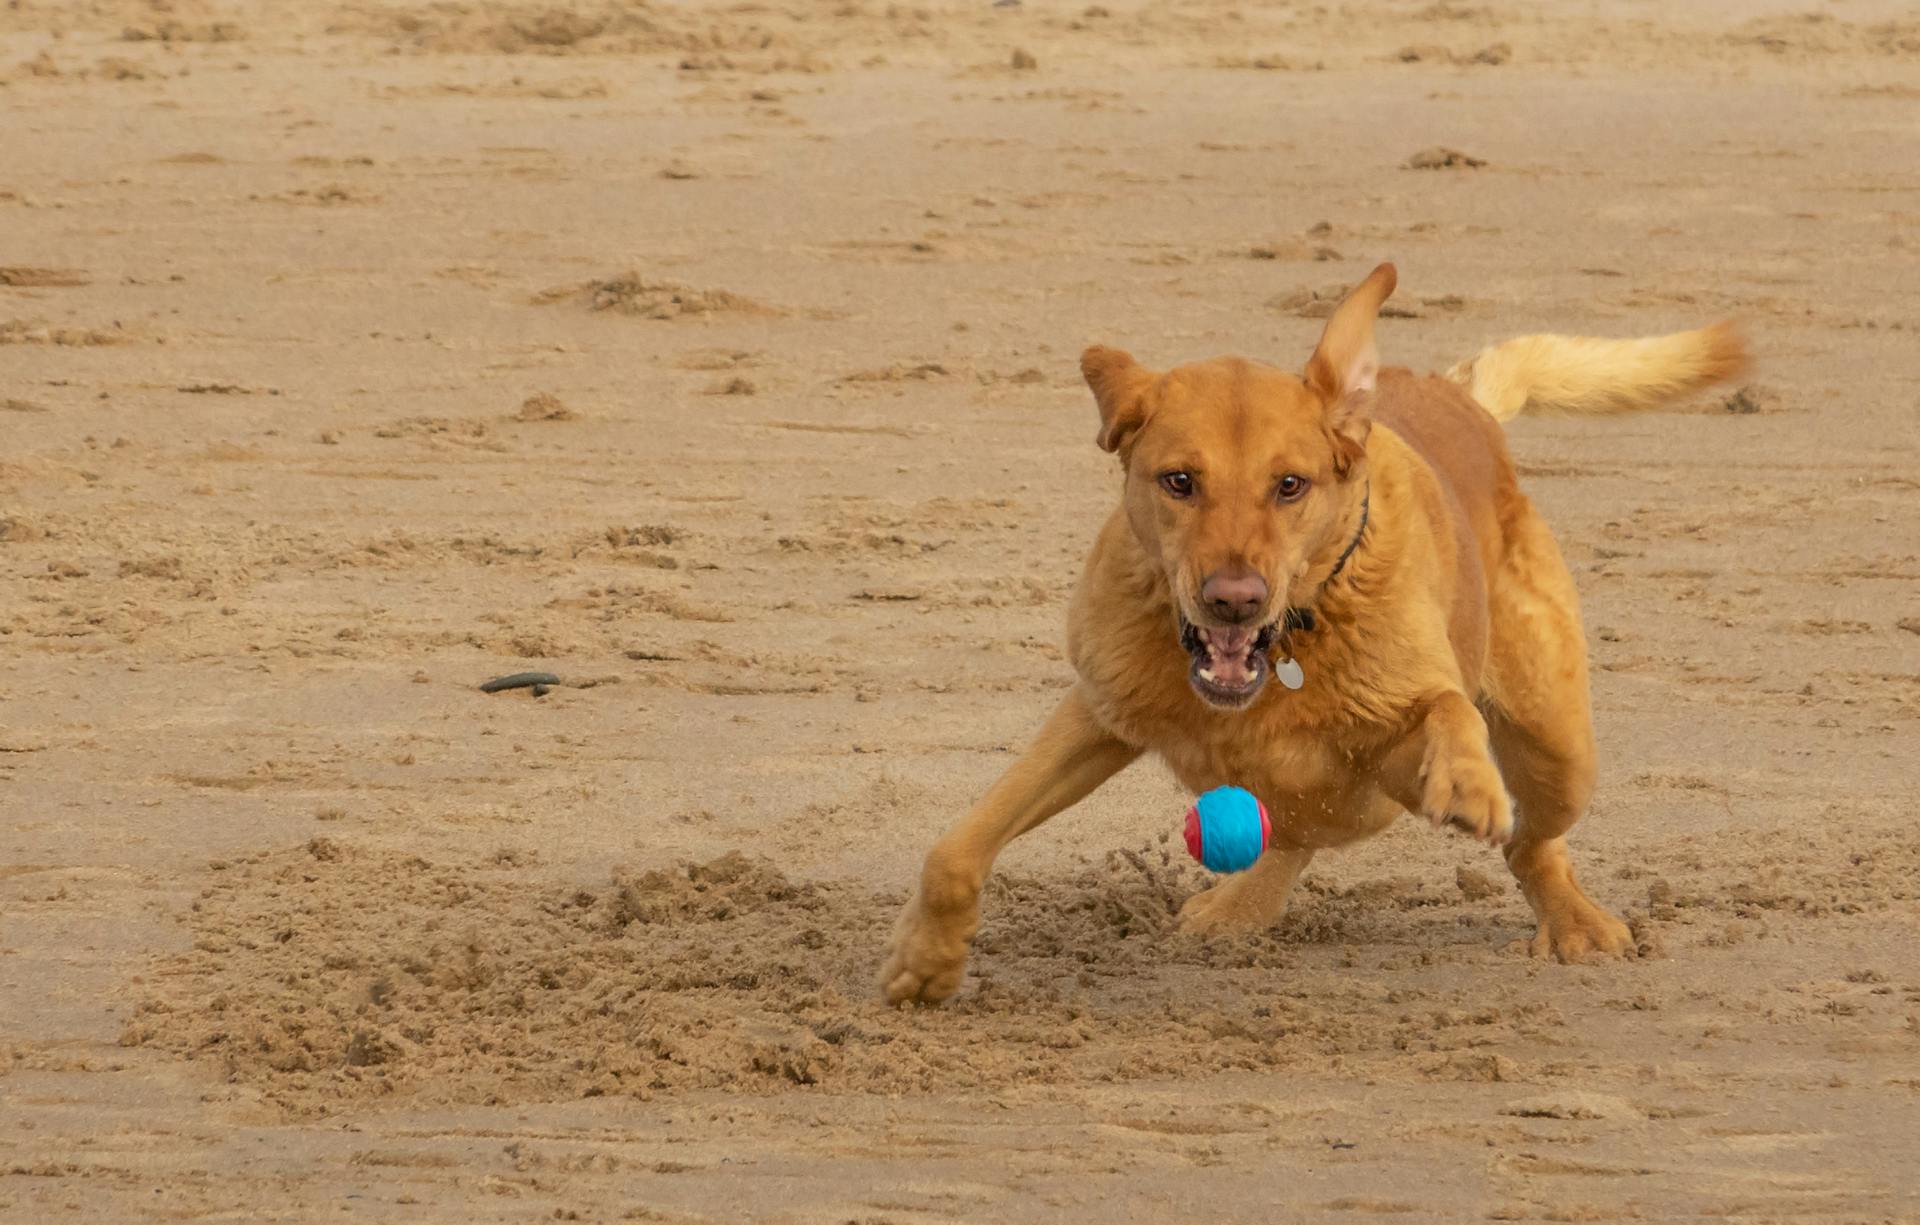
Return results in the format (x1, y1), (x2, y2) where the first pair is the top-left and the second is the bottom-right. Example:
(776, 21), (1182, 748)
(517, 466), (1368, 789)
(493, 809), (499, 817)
(1327, 485), (1371, 584)
(1281, 484), (1370, 638)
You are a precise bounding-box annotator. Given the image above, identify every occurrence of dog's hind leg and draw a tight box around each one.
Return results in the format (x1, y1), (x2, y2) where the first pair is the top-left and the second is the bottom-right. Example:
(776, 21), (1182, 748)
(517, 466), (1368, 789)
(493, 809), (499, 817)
(880, 688), (1141, 1005)
(1486, 707), (1631, 962)
(1482, 498), (1633, 962)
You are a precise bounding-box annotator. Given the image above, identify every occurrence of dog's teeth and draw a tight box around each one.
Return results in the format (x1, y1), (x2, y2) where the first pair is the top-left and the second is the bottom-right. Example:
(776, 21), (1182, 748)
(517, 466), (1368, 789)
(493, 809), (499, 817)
(1198, 668), (1216, 683)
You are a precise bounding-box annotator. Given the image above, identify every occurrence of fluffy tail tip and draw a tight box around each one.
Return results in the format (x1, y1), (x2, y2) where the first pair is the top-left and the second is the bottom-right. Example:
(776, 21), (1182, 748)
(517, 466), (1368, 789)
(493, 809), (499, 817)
(1699, 320), (1751, 388)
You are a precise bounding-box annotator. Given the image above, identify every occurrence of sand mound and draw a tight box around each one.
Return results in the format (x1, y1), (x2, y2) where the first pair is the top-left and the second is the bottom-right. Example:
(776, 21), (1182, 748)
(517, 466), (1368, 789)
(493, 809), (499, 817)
(124, 813), (1920, 1119)
(0, 318), (126, 346)
(328, 2), (782, 57)
(0, 266), (91, 287)
(122, 839), (1556, 1116)
(535, 273), (776, 319)
(0, 0), (243, 38)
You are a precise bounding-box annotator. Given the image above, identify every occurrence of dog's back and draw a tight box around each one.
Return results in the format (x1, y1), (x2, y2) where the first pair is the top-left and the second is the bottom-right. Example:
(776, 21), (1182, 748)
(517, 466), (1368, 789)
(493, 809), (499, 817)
(1371, 323), (1748, 707)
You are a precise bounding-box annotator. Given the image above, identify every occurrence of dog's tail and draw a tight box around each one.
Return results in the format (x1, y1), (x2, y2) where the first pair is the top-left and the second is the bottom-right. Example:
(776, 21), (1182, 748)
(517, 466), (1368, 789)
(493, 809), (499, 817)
(1445, 322), (1748, 423)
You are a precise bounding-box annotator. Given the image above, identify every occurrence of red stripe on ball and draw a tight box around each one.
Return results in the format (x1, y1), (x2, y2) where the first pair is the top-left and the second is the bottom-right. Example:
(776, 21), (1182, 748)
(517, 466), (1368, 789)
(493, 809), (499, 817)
(1183, 805), (1203, 863)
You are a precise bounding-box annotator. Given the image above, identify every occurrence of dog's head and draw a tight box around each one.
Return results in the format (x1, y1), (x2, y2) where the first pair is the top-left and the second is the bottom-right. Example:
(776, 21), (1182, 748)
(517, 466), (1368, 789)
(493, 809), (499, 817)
(1081, 263), (1394, 710)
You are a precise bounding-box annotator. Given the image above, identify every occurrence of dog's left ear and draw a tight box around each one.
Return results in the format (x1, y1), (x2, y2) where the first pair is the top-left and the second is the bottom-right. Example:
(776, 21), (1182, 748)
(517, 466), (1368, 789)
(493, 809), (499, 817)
(1304, 262), (1396, 475)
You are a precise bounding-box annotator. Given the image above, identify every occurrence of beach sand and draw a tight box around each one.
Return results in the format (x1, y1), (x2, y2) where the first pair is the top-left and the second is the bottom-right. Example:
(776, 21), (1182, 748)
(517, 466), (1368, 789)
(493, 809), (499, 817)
(2, 0), (1918, 1219)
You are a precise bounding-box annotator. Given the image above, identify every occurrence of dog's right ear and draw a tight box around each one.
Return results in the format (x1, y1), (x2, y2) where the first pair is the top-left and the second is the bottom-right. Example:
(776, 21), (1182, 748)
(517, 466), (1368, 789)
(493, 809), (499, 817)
(1304, 262), (1396, 475)
(1082, 345), (1154, 454)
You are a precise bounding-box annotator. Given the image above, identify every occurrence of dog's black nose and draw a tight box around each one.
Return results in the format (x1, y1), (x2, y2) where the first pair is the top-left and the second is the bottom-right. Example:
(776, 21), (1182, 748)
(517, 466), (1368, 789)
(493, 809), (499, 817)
(1201, 570), (1268, 624)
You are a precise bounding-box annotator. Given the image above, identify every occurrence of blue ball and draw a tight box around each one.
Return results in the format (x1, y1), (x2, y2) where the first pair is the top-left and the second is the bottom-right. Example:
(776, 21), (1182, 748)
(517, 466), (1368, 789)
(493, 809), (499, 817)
(1183, 786), (1271, 873)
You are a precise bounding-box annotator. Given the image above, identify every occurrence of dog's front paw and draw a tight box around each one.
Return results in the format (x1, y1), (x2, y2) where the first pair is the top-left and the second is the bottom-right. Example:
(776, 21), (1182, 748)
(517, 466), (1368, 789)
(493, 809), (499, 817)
(879, 890), (977, 1006)
(1421, 745), (1513, 845)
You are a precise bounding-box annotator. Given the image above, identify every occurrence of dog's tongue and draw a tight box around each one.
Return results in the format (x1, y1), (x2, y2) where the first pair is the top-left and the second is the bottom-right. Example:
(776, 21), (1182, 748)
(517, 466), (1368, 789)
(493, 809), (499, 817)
(1202, 626), (1259, 688)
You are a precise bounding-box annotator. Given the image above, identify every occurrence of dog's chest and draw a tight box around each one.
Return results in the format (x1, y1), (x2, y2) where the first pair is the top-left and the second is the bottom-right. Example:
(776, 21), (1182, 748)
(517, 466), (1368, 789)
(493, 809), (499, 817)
(1075, 624), (1377, 788)
(1144, 706), (1400, 845)
(1146, 703), (1356, 796)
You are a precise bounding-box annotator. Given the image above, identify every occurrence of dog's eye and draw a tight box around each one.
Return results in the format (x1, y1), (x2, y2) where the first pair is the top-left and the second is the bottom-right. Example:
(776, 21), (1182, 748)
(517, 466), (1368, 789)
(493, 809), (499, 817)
(1276, 474), (1310, 503)
(1159, 472), (1195, 499)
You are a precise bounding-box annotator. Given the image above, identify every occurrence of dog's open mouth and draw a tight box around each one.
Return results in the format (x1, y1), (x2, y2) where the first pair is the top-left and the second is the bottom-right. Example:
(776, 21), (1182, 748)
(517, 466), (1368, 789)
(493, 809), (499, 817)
(1180, 617), (1277, 709)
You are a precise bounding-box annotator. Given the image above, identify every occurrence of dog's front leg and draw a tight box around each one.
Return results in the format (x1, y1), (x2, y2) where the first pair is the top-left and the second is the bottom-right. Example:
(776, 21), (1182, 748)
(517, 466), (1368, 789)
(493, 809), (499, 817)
(880, 688), (1140, 1005)
(1375, 689), (1514, 845)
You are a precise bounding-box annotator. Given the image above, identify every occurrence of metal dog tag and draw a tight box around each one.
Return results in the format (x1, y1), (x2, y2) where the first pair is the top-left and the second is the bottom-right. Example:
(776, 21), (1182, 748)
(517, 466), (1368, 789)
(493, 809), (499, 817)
(1274, 656), (1304, 690)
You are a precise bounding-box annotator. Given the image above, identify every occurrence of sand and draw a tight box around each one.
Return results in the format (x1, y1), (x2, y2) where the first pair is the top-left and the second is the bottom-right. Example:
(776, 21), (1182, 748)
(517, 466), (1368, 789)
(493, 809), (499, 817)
(3, 0), (1919, 1220)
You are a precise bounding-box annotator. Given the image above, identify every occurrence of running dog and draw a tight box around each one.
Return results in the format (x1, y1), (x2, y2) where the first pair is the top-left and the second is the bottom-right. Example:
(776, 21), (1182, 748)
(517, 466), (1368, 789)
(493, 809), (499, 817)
(881, 263), (1745, 1004)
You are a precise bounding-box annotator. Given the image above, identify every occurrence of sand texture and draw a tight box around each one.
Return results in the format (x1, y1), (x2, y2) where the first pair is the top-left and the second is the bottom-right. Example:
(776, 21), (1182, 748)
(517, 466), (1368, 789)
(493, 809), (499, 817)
(3, 0), (1919, 1220)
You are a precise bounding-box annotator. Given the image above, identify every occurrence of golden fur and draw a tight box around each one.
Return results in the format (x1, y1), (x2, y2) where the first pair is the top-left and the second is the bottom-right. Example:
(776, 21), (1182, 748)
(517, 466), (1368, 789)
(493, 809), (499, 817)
(881, 264), (1748, 1005)
(1446, 323), (1746, 422)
